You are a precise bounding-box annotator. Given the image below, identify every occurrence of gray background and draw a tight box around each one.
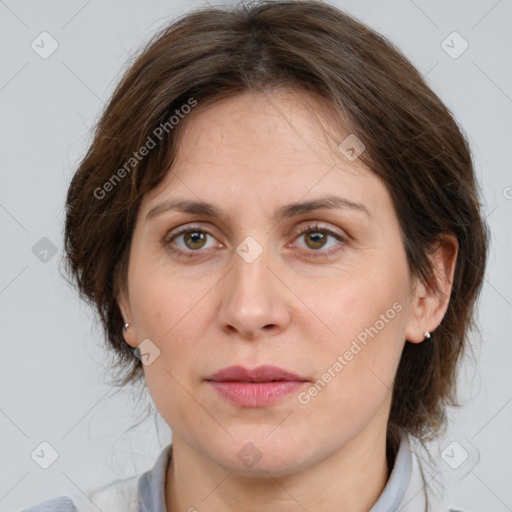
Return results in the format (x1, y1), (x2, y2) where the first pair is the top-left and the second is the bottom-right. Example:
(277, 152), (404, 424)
(1, 0), (511, 510)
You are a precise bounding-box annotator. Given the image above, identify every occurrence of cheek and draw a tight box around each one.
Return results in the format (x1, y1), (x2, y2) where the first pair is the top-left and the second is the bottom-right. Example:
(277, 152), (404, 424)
(128, 266), (210, 381)
(130, 264), (200, 337)
(310, 271), (408, 400)
(311, 268), (405, 342)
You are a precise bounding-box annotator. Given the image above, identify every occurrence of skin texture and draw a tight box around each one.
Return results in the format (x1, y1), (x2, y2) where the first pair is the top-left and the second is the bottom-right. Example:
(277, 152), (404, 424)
(118, 89), (458, 512)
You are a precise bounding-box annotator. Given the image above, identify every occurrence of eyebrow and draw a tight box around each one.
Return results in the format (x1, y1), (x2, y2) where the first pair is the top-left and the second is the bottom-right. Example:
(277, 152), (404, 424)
(146, 194), (370, 222)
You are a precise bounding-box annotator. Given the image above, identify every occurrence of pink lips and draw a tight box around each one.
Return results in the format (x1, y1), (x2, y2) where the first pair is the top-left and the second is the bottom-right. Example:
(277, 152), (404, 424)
(205, 365), (310, 407)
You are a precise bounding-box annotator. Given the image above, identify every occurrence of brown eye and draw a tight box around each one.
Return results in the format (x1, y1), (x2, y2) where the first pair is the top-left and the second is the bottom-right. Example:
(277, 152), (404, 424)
(164, 224), (219, 257)
(181, 230), (208, 250)
(304, 230), (328, 250)
(293, 223), (347, 257)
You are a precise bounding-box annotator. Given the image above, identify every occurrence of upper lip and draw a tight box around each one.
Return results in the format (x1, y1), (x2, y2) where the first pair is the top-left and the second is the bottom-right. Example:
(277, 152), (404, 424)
(206, 365), (310, 383)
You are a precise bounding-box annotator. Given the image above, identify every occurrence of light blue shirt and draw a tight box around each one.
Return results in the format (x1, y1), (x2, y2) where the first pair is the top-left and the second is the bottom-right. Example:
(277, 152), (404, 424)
(21, 432), (424, 512)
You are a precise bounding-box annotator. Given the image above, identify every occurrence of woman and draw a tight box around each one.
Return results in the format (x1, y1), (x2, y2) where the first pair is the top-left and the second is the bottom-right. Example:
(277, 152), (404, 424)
(23, 0), (488, 510)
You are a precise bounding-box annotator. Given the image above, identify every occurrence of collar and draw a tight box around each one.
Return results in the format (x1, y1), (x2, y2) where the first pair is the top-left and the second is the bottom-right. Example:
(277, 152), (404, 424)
(369, 431), (414, 511)
(137, 443), (172, 512)
(137, 431), (419, 512)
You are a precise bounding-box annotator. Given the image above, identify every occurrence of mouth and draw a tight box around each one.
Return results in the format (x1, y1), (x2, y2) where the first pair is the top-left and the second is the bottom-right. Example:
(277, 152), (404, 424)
(205, 365), (310, 407)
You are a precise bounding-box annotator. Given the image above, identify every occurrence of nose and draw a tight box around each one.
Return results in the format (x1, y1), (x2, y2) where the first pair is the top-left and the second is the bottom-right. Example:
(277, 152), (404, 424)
(217, 242), (291, 340)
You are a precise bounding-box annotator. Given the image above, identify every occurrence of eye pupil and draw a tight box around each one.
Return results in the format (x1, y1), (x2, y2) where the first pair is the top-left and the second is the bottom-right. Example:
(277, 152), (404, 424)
(306, 231), (326, 249)
(185, 231), (206, 249)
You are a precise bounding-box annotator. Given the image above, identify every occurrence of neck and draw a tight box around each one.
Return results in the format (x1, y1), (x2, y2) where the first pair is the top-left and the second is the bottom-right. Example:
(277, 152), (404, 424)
(165, 422), (392, 512)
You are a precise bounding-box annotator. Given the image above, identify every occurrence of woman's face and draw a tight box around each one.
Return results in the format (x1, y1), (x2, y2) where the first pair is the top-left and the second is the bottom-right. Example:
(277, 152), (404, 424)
(119, 89), (422, 476)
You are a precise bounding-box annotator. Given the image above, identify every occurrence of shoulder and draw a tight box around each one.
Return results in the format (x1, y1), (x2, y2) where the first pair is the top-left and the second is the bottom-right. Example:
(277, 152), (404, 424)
(17, 496), (77, 511)
(17, 443), (171, 512)
(17, 475), (139, 512)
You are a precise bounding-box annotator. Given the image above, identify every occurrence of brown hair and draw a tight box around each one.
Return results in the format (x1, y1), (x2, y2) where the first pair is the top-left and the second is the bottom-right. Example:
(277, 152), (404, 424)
(62, 0), (488, 448)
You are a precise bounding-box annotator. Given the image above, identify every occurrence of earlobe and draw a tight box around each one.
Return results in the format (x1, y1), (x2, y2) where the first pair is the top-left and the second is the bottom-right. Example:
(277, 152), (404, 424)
(121, 323), (138, 348)
(117, 290), (138, 348)
(404, 233), (458, 344)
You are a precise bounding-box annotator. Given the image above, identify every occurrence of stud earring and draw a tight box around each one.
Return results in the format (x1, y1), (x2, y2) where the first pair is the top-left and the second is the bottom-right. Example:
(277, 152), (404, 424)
(423, 331), (431, 340)
(122, 323), (130, 333)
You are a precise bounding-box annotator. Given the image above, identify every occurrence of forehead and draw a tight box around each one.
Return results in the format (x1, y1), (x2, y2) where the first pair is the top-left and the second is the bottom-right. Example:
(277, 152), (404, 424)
(174, 89), (355, 170)
(140, 89), (387, 218)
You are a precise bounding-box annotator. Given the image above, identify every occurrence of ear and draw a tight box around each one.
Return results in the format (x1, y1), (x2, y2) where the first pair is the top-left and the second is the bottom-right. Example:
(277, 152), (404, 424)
(404, 233), (458, 343)
(117, 288), (139, 349)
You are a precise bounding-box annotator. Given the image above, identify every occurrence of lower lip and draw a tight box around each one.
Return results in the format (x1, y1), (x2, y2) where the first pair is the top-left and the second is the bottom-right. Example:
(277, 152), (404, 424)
(207, 381), (307, 407)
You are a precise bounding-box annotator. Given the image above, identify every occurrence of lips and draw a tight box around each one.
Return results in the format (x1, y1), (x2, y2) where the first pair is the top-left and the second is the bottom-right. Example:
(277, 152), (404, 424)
(205, 365), (310, 407)
(205, 364), (309, 383)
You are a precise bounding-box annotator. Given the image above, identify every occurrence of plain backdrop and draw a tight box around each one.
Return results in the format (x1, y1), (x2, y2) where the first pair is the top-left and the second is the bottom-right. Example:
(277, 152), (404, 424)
(1, 0), (511, 510)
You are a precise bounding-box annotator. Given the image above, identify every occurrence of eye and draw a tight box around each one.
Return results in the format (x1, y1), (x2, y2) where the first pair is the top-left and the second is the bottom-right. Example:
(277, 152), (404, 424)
(291, 223), (347, 257)
(163, 222), (347, 259)
(164, 224), (220, 257)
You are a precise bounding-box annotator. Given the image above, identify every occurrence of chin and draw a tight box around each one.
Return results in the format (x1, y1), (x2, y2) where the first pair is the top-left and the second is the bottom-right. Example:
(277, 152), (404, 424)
(203, 432), (321, 478)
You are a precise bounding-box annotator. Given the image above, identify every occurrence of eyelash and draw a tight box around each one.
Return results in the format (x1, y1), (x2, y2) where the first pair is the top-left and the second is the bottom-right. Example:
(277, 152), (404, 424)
(163, 223), (347, 259)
